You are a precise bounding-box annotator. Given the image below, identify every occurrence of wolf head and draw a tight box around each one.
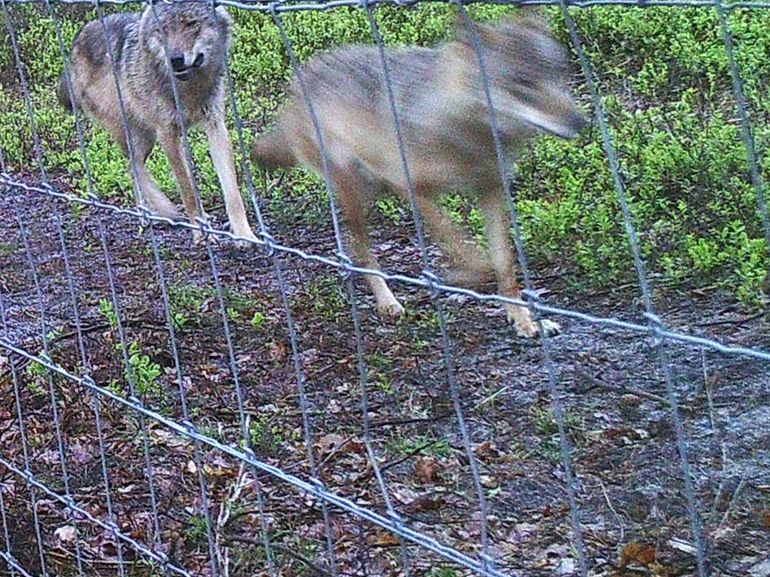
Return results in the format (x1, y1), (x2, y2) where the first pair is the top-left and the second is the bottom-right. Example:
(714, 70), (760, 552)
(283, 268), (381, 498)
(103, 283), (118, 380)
(456, 14), (586, 139)
(140, 3), (232, 82)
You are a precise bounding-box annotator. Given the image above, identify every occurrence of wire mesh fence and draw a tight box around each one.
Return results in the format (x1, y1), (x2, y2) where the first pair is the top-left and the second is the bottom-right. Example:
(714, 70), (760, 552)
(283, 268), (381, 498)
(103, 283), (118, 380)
(0, 0), (769, 575)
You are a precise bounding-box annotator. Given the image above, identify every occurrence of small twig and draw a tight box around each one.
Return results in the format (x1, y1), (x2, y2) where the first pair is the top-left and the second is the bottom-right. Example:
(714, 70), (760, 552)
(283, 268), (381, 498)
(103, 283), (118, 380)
(51, 318), (168, 343)
(473, 384), (514, 410)
(695, 309), (768, 327)
(718, 471), (748, 528)
(598, 478), (625, 544)
(363, 440), (440, 480)
(369, 412), (452, 429)
(216, 458), (250, 577)
(576, 368), (696, 411)
(225, 536), (334, 577)
(584, 280), (642, 298)
(704, 350), (737, 519)
(704, 353), (728, 467)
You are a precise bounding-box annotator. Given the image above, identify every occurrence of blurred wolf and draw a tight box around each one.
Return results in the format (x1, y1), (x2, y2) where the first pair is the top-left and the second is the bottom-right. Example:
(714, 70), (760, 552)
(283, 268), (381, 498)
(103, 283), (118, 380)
(58, 2), (257, 243)
(251, 15), (586, 338)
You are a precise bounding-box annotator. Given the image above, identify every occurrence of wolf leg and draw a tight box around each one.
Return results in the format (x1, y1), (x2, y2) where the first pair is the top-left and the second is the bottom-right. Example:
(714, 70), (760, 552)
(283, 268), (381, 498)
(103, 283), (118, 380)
(334, 163), (404, 318)
(411, 193), (494, 287)
(204, 116), (258, 245)
(158, 130), (204, 242)
(478, 188), (559, 338)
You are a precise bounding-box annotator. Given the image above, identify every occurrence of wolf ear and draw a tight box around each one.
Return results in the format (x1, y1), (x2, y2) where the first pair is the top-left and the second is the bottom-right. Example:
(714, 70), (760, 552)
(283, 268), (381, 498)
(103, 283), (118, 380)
(138, 4), (154, 35)
(215, 5), (233, 29)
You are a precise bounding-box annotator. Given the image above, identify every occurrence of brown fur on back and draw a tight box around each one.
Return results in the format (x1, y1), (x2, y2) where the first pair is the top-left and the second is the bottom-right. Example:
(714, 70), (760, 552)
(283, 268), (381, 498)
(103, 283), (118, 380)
(253, 16), (584, 195)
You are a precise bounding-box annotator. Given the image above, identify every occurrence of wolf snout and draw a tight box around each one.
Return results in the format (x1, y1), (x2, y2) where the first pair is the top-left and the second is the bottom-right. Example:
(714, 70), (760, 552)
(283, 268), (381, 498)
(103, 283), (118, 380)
(169, 53), (188, 72)
(169, 52), (204, 73)
(568, 111), (588, 135)
(550, 111), (588, 139)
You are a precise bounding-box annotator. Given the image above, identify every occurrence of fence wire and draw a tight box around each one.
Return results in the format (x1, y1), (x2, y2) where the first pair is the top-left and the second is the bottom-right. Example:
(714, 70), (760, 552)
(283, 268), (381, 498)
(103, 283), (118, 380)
(0, 0), (769, 576)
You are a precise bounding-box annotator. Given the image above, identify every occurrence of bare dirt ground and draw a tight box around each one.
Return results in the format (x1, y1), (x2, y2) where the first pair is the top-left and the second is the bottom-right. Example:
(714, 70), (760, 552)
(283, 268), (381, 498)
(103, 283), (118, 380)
(1, 182), (769, 577)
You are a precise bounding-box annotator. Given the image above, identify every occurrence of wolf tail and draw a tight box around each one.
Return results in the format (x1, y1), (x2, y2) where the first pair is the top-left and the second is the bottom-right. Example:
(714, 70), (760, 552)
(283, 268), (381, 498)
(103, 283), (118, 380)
(57, 71), (75, 114)
(251, 128), (297, 170)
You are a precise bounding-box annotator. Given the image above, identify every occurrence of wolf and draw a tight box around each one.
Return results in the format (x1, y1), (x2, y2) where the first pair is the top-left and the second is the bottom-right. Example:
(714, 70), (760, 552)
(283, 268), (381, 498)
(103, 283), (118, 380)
(58, 2), (257, 244)
(251, 14), (586, 337)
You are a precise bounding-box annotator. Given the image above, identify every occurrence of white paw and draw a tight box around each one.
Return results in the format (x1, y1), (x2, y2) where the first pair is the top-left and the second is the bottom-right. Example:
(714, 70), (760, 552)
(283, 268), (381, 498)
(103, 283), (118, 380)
(511, 318), (561, 338)
(538, 319), (561, 337)
(231, 228), (259, 249)
(507, 305), (561, 339)
(377, 299), (405, 319)
(511, 319), (538, 339)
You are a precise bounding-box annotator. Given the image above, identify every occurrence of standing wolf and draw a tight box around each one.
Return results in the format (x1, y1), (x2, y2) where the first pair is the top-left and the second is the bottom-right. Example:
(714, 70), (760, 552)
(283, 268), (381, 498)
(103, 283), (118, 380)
(252, 15), (586, 337)
(58, 2), (257, 243)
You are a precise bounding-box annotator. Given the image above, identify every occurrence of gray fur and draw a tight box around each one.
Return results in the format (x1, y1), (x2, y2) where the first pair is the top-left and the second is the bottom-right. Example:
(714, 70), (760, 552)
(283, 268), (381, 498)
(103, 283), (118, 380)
(59, 3), (257, 243)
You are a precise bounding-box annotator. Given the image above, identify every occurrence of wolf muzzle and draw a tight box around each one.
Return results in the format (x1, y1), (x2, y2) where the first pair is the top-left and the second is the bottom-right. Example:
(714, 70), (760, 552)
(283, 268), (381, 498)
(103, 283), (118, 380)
(170, 52), (205, 81)
(569, 112), (588, 134)
(542, 112), (589, 139)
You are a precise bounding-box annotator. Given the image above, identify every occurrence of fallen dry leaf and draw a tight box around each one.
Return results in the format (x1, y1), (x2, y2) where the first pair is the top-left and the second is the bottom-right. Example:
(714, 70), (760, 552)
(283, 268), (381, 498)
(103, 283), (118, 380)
(474, 441), (500, 460)
(369, 531), (400, 547)
(414, 456), (440, 484)
(406, 493), (444, 512)
(480, 474), (498, 489)
(39, 450), (60, 465)
(317, 434), (364, 466)
(760, 509), (770, 530)
(620, 542), (656, 567)
(54, 525), (77, 544)
(69, 442), (94, 466)
(315, 433), (349, 458)
(268, 341), (287, 363)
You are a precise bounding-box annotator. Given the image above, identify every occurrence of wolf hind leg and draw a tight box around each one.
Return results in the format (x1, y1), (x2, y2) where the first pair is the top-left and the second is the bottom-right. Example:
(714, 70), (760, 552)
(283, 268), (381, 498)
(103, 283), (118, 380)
(478, 188), (559, 338)
(157, 129), (205, 242)
(334, 162), (404, 319)
(409, 192), (494, 287)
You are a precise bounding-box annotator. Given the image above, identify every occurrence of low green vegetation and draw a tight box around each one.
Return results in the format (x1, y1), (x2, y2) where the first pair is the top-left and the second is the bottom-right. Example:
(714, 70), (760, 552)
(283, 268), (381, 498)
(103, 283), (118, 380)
(1, 3), (768, 303)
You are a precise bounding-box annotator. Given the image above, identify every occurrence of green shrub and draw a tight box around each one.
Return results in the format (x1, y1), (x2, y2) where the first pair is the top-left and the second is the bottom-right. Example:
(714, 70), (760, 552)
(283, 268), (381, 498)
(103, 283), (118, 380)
(2, 3), (767, 303)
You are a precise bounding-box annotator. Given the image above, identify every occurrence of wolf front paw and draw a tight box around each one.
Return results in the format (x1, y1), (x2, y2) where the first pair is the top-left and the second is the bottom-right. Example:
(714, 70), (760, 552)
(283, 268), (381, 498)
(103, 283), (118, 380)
(506, 305), (560, 338)
(231, 227), (259, 249)
(376, 298), (406, 319)
(536, 318), (561, 337)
